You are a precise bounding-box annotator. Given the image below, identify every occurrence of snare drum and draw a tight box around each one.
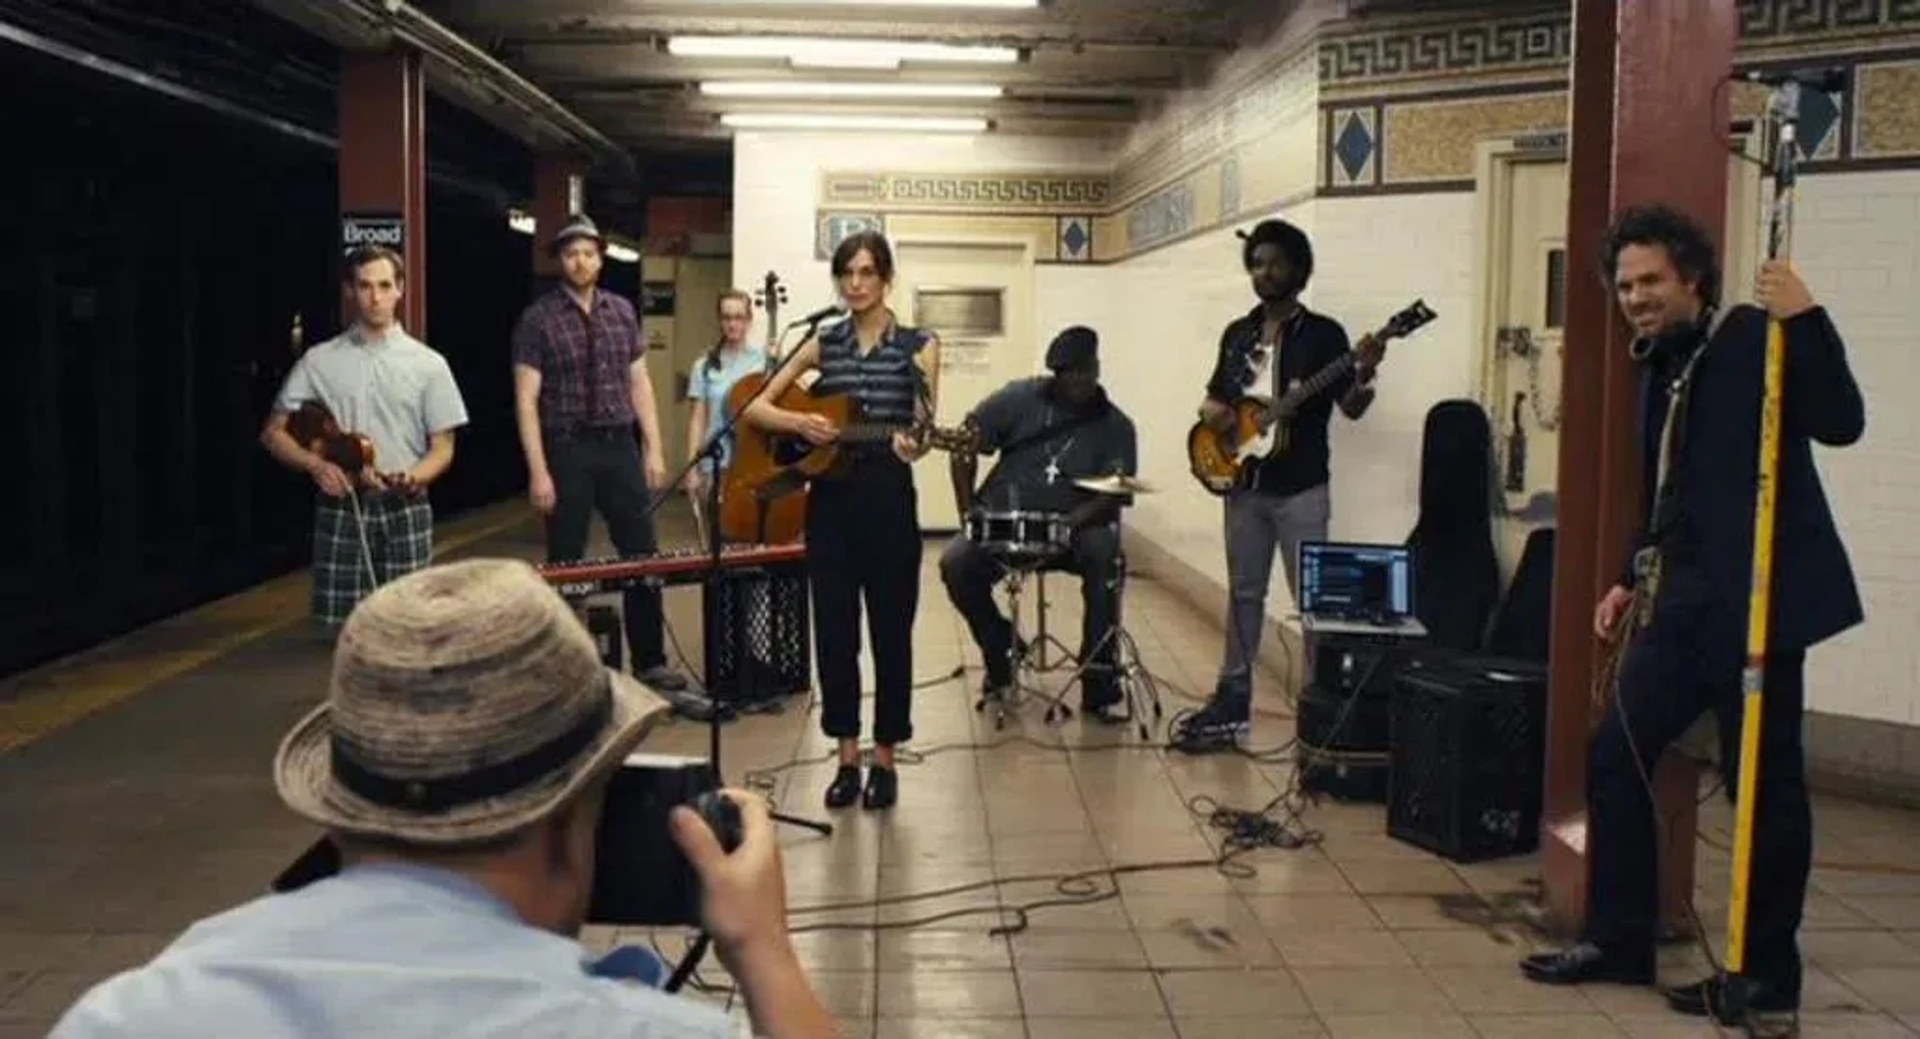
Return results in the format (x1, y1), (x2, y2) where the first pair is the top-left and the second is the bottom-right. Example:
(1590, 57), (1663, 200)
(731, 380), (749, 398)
(965, 508), (1070, 561)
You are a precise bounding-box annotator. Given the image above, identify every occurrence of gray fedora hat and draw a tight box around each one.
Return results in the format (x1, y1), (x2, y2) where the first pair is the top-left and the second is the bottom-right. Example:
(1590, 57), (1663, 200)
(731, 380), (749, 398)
(274, 558), (670, 845)
(549, 213), (606, 256)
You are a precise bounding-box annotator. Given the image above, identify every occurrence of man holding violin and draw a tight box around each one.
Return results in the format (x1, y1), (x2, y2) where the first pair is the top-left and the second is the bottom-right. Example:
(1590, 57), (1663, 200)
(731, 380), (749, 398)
(260, 244), (470, 631)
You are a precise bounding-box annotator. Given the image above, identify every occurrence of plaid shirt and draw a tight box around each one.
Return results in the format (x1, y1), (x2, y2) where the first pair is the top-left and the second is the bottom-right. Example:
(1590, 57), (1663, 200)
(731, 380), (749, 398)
(511, 287), (643, 431)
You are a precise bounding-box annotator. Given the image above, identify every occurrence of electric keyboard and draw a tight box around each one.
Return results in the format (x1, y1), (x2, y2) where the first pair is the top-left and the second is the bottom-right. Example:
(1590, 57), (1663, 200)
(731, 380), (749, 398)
(537, 544), (808, 597)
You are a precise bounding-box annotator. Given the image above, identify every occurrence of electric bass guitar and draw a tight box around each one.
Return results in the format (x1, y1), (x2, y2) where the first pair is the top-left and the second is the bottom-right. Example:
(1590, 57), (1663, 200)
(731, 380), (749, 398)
(1186, 299), (1436, 496)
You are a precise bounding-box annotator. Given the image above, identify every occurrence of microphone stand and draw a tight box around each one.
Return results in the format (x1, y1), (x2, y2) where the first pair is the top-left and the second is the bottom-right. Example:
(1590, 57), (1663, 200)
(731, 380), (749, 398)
(646, 310), (841, 840)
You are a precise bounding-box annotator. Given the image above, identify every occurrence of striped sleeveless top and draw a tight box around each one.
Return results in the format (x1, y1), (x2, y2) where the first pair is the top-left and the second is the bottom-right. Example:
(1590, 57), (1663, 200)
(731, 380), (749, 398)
(811, 316), (931, 426)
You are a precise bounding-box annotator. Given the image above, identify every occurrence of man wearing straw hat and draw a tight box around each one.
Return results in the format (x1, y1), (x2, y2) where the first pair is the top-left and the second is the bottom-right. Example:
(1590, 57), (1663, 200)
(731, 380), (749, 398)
(49, 559), (834, 1038)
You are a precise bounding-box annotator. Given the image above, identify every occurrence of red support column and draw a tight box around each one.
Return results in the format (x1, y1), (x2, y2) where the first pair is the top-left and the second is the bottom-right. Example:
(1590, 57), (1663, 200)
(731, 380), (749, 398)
(1541, 0), (1738, 937)
(338, 47), (428, 336)
(532, 154), (588, 283)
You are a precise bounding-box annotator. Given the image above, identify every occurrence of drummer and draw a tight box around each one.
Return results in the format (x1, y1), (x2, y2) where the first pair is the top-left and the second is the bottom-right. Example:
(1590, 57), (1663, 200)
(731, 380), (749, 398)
(940, 325), (1138, 722)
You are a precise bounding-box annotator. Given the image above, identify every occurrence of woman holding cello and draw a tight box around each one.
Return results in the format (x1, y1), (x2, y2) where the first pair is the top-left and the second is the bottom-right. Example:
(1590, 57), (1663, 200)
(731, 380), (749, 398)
(682, 288), (768, 528)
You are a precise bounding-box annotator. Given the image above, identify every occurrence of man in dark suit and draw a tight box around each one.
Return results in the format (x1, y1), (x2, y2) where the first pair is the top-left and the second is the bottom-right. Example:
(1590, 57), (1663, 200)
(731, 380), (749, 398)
(1520, 204), (1865, 1026)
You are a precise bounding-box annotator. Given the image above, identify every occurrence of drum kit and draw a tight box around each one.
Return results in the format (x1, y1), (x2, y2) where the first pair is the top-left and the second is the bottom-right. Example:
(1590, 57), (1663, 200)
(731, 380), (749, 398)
(960, 474), (1164, 739)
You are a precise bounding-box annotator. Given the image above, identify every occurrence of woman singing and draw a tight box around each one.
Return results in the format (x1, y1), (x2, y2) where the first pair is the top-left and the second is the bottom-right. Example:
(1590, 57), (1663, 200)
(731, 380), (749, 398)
(743, 231), (939, 811)
(683, 288), (768, 515)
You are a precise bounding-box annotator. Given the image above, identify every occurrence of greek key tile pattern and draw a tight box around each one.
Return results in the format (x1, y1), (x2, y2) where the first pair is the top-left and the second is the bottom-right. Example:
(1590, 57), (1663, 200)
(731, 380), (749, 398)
(1319, 13), (1571, 86)
(820, 172), (1111, 213)
(1739, 0), (1920, 41)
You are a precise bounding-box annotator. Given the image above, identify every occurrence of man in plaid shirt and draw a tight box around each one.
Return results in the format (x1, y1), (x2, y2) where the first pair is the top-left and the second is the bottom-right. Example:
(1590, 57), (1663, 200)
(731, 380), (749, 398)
(512, 214), (688, 693)
(260, 245), (470, 630)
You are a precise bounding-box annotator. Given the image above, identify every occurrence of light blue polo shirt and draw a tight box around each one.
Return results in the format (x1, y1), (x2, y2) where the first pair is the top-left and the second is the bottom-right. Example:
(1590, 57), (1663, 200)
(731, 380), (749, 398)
(49, 863), (736, 1039)
(276, 324), (470, 472)
(687, 344), (768, 474)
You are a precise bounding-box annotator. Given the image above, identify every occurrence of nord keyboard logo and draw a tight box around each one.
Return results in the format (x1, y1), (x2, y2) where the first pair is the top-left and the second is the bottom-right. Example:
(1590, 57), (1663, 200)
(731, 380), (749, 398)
(341, 213), (404, 253)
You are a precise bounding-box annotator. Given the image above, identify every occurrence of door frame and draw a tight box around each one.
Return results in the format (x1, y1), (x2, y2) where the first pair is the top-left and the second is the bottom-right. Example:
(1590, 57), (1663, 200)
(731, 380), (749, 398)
(888, 231), (1039, 533)
(1470, 130), (1767, 412)
(1470, 133), (1572, 416)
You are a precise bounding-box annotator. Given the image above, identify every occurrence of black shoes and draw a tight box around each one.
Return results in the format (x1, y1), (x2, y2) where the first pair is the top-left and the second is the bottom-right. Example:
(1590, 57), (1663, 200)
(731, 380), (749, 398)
(823, 763), (898, 810)
(1519, 941), (1656, 986)
(1663, 973), (1799, 1024)
(1168, 693), (1250, 754)
(824, 766), (862, 809)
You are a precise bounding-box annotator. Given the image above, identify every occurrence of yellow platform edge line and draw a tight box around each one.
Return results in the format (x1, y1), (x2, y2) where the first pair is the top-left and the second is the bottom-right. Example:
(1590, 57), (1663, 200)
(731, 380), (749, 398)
(0, 505), (533, 755)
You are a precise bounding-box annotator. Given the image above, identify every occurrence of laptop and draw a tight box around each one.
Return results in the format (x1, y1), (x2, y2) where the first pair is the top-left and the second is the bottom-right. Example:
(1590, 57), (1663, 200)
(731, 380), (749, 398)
(1295, 540), (1428, 638)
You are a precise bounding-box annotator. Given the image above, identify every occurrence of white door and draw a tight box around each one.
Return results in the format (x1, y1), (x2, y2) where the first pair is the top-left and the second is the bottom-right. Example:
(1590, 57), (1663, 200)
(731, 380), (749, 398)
(1483, 149), (1761, 577)
(894, 241), (1037, 532)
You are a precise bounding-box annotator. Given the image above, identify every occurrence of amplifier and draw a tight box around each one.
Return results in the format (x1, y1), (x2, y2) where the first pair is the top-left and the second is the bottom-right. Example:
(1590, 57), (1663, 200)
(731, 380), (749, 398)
(1387, 654), (1548, 862)
(1306, 632), (1419, 701)
(1299, 747), (1389, 803)
(1296, 682), (1389, 752)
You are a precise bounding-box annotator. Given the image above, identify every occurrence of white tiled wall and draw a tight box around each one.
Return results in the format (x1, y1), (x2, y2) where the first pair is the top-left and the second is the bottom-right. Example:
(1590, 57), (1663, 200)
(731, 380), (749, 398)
(728, 129), (1920, 726)
(1787, 170), (1920, 724)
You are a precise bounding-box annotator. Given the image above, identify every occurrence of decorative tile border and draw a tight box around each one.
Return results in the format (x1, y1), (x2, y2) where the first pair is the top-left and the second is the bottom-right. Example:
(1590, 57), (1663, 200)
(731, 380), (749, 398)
(1056, 216), (1093, 262)
(804, 6), (1920, 260)
(1318, 54), (1920, 195)
(820, 171), (1110, 213)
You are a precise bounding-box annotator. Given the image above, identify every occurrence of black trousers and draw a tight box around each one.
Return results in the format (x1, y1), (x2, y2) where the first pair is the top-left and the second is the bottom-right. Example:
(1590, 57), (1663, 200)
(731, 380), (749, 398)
(544, 429), (667, 673)
(938, 523), (1121, 698)
(806, 458), (921, 746)
(1583, 568), (1812, 993)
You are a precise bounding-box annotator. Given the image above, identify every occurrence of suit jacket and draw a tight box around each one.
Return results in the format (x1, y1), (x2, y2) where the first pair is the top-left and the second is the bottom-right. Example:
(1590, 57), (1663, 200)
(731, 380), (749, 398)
(1621, 304), (1866, 653)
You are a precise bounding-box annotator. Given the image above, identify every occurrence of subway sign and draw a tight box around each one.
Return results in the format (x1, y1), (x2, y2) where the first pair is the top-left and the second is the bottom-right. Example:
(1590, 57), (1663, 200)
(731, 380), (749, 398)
(341, 212), (405, 255)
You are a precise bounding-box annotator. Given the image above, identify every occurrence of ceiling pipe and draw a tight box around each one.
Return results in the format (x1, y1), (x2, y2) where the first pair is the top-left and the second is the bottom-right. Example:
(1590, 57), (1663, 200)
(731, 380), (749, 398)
(335, 0), (636, 176)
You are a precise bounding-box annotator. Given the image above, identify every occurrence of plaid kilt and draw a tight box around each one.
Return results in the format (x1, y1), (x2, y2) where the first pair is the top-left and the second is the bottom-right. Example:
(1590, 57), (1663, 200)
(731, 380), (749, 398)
(312, 491), (435, 628)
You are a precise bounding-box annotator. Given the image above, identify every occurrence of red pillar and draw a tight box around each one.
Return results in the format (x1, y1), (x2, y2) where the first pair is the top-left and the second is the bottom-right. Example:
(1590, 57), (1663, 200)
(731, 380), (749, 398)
(338, 47), (428, 336)
(1540, 0), (1738, 937)
(532, 154), (588, 283)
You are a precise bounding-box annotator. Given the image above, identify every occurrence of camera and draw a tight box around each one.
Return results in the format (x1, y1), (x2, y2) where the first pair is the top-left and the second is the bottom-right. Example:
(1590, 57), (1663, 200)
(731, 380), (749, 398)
(271, 753), (739, 932)
(588, 752), (731, 928)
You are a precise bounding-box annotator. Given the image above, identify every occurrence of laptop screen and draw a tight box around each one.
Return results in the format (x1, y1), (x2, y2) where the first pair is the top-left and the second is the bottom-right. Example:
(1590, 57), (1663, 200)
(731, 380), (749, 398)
(1296, 541), (1415, 619)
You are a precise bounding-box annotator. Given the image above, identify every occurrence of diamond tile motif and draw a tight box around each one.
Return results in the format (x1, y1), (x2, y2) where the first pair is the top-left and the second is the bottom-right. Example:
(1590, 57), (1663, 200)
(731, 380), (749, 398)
(1057, 216), (1091, 262)
(1334, 110), (1377, 185)
(1795, 88), (1843, 160)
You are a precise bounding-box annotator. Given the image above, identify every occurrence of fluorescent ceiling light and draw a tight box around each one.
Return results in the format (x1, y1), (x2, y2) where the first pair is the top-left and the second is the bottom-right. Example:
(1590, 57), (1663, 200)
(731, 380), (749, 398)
(713, 0), (1036, 5)
(508, 210), (535, 236)
(721, 112), (988, 132)
(668, 36), (1018, 70)
(700, 80), (1003, 99)
(606, 242), (641, 263)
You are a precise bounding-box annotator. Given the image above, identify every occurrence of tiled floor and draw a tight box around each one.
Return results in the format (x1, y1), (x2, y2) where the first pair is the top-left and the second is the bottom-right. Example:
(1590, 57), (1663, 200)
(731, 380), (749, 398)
(4, 502), (1920, 1038)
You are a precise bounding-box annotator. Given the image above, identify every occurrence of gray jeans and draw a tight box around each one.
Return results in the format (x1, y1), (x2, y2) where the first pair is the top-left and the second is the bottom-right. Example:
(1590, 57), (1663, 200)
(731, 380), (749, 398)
(1218, 482), (1331, 698)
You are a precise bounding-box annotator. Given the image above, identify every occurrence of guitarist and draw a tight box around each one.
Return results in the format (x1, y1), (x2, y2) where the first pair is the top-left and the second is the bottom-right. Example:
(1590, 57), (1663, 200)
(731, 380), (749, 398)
(940, 326), (1137, 723)
(741, 230), (941, 813)
(1172, 218), (1385, 754)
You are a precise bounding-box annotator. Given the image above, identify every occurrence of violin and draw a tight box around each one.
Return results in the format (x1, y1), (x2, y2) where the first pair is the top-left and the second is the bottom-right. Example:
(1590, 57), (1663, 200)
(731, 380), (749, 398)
(288, 401), (376, 475)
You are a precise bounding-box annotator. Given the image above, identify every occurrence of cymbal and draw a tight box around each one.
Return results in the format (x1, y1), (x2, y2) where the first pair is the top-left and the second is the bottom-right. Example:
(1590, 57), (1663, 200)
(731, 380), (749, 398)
(1074, 474), (1156, 496)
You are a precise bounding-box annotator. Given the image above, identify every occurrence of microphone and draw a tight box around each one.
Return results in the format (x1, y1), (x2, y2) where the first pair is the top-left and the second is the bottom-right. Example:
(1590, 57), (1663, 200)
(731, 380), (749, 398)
(785, 304), (847, 329)
(1737, 66), (1847, 93)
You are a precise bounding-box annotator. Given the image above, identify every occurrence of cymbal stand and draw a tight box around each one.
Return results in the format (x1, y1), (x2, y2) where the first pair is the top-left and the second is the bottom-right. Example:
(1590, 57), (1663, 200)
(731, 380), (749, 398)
(1035, 554), (1165, 741)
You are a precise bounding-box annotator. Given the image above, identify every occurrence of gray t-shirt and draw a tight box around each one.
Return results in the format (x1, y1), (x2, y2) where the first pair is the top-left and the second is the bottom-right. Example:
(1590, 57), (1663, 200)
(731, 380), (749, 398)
(971, 376), (1137, 513)
(275, 325), (470, 472)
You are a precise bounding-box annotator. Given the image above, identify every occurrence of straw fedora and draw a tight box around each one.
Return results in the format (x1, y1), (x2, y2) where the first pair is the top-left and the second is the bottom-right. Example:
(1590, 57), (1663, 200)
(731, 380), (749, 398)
(274, 558), (670, 845)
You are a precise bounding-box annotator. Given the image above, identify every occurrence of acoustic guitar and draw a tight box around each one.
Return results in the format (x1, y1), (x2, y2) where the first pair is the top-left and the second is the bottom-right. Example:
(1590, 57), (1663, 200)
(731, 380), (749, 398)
(730, 385), (974, 507)
(1187, 299), (1436, 496)
(717, 271), (810, 544)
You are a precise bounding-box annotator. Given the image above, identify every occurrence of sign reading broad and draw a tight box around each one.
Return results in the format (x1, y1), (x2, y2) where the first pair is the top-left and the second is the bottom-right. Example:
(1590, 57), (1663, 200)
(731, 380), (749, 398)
(342, 212), (405, 256)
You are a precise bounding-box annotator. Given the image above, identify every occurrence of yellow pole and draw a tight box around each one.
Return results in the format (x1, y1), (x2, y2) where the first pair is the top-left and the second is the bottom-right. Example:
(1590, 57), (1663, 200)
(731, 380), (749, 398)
(1724, 96), (1799, 982)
